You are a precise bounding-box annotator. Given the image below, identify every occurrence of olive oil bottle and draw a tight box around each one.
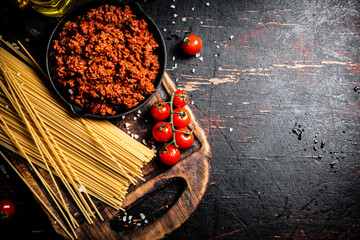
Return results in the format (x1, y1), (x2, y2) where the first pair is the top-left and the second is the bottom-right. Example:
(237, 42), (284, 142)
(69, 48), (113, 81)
(29, 0), (74, 17)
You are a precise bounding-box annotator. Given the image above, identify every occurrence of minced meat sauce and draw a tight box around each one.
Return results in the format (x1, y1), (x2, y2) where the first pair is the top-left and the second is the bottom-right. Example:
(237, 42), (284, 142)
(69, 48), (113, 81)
(51, 4), (160, 116)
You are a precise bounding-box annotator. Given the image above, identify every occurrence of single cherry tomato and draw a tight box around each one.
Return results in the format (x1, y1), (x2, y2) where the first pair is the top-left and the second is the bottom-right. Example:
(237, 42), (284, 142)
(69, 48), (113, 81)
(0, 199), (15, 220)
(151, 100), (171, 120)
(152, 121), (173, 142)
(172, 107), (191, 128)
(174, 128), (194, 149)
(181, 35), (202, 55)
(173, 90), (189, 108)
(159, 144), (180, 165)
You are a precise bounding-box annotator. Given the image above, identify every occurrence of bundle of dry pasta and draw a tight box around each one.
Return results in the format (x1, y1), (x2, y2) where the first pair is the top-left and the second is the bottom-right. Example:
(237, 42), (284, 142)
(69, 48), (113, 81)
(0, 45), (155, 239)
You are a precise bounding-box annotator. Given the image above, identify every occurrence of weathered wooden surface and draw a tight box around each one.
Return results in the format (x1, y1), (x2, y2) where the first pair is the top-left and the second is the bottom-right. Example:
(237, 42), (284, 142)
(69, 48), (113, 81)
(1, 0), (360, 239)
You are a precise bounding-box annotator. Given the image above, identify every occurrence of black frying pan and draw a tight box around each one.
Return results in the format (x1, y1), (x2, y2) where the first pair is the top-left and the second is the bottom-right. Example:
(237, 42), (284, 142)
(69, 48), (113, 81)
(46, 1), (166, 119)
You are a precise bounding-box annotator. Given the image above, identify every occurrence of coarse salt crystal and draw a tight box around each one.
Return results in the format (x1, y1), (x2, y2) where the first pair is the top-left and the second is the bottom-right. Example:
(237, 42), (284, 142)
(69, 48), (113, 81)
(14, 46), (19, 50)
(12, 42), (16, 46)
(134, 134), (139, 139)
(172, 56), (176, 61)
(172, 21), (176, 25)
(164, 28), (167, 32)
(170, 5), (175, 9)
(192, 7), (195, 11)
(151, 148), (157, 154)
(54, 221), (57, 224)
(206, 2), (210, 6)
(122, 115), (125, 119)
(229, 35), (234, 40)
(134, 117), (137, 120)
(217, 45), (220, 48)
(138, 110), (141, 114)
(199, 56), (203, 61)
(191, 100), (194, 104)
(128, 215), (133, 220)
(123, 216), (127, 222)
(142, 139), (147, 145)
(78, 186), (84, 192)
(137, 223), (141, 226)
(174, 13), (178, 17)
(174, 63), (177, 68)
(140, 213), (145, 219)
(25, 38), (29, 42)
(131, 133), (134, 138)
(127, 131), (131, 134)
(182, 17), (186, 22)
(5, 105), (9, 109)
(68, 89), (74, 94)
(195, 53), (200, 58)
(137, 114), (140, 117)
(175, 78), (179, 82)
(20, 82), (24, 86)
(145, 119), (148, 123)
(191, 68), (195, 73)
(125, 123), (131, 128)
(214, 53), (218, 57)
(219, 67), (222, 70)
(16, 72), (20, 76)
(230, 128), (233, 132)
(200, 21), (203, 24)
(144, 219), (149, 224)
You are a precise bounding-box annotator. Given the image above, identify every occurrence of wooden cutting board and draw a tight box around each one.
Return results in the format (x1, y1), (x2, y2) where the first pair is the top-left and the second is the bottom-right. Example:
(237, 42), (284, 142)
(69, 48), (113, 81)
(7, 72), (211, 240)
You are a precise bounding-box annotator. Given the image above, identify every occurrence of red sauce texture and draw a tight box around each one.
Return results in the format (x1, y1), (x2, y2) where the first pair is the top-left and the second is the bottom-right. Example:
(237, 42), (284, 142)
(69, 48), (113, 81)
(51, 4), (160, 116)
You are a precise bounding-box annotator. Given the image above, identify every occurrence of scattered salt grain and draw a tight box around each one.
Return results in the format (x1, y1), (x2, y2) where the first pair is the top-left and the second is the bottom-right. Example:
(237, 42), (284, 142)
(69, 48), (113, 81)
(172, 56), (176, 61)
(191, 100), (194, 105)
(174, 13), (178, 17)
(142, 139), (147, 145)
(229, 128), (233, 132)
(5, 105), (9, 109)
(217, 45), (220, 48)
(165, 205), (169, 208)
(192, 7), (195, 11)
(78, 186), (84, 192)
(122, 115), (125, 119)
(170, 5), (175, 9)
(14, 46), (19, 50)
(137, 223), (141, 226)
(125, 123), (131, 128)
(182, 17), (186, 22)
(20, 82), (24, 86)
(175, 78), (179, 82)
(145, 119), (148, 123)
(195, 53), (200, 58)
(128, 215), (133, 220)
(144, 219), (149, 224)
(218, 67), (222, 70)
(172, 21), (176, 25)
(127, 131), (131, 134)
(25, 38), (29, 42)
(163, 28), (167, 32)
(16, 72), (20, 76)
(54, 221), (57, 224)
(140, 213), (146, 219)
(123, 216), (127, 222)
(199, 56), (203, 61)
(133, 117), (137, 120)
(134, 134), (139, 139)
(137, 114), (140, 117)
(206, 2), (210, 6)
(151, 148), (157, 154)
(214, 53), (218, 57)
(200, 21), (203, 24)
(174, 63), (178, 69)
(12, 42), (16, 46)
(229, 35), (234, 40)
(0, 35), (2, 39)
(131, 133), (134, 138)
(191, 68), (195, 73)
(68, 89), (74, 94)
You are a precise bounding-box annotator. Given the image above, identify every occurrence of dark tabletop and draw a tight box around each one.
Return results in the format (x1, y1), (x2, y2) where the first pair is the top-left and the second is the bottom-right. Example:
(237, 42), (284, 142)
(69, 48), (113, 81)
(1, 0), (359, 239)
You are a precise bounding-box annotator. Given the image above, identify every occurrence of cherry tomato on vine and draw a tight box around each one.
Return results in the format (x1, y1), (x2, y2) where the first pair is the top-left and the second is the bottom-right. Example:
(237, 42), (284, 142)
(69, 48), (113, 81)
(172, 107), (191, 128)
(173, 90), (189, 108)
(151, 100), (171, 120)
(152, 121), (173, 142)
(174, 128), (194, 149)
(181, 35), (202, 55)
(159, 144), (180, 166)
(0, 199), (15, 220)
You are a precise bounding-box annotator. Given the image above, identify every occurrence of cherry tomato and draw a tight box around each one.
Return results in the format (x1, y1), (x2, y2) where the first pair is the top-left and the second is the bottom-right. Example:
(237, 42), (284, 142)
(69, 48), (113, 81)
(159, 144), (180, 165)
(173, 90), (189, 108)
(172, 107), (191, 128)
(174, 128), (194, 149)
(0, 199), (15, 220)
(152, 121), (173, 142)
(181, 35), (202, 55)
(151, 100), (171, 120)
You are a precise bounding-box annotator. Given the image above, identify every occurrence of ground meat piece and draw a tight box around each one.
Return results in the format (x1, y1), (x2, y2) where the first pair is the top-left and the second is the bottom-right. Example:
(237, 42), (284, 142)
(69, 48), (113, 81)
(50, 4), (160, 116)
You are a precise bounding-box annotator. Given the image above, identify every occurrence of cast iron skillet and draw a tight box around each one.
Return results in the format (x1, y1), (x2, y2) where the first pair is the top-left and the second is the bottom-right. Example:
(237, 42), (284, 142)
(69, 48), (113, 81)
(46, 1), (166, 119)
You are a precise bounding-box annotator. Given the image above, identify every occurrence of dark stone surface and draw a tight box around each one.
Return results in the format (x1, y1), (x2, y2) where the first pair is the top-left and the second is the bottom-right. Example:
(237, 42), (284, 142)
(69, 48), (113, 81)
(1, 0), (359, 239)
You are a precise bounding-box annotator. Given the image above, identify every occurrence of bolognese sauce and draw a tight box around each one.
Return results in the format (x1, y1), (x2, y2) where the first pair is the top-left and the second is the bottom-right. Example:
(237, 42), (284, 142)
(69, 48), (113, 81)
(51, 4), (160, 116)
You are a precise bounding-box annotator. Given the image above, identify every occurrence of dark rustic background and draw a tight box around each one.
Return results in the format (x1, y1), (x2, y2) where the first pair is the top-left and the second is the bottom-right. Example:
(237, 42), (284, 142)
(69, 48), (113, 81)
(1, 0), (359, 239)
